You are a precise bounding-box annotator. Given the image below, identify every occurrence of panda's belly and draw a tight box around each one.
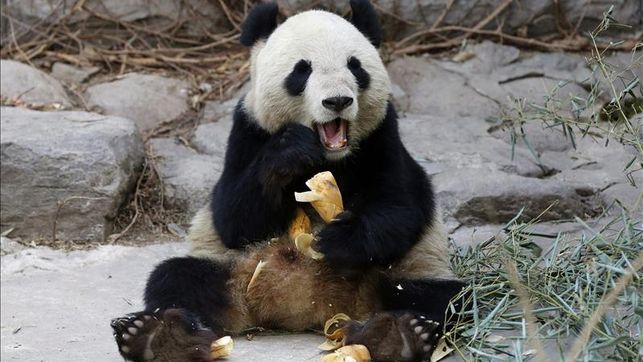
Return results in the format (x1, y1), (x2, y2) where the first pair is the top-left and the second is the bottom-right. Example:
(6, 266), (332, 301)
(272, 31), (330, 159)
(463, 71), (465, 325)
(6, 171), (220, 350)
(229, 238), (380, 331)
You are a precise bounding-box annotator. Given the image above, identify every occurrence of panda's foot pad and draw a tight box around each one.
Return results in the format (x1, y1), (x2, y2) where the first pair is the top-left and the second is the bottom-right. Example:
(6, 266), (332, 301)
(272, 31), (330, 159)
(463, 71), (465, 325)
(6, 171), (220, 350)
(111, 308), (218, 362)
(343, 311), (441, 361)
(111, 311), (161, 361)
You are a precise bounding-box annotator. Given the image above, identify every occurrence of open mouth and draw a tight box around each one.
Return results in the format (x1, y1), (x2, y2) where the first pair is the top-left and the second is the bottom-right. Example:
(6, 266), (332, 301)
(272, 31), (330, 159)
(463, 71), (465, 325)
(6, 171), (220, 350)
(316, 118), (349, 151)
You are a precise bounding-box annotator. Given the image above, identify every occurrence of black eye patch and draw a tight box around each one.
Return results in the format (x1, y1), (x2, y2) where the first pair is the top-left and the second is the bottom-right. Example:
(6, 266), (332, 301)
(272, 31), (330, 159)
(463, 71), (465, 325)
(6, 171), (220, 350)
(284, 59), (312, 96)
(348, 56), (370, 90)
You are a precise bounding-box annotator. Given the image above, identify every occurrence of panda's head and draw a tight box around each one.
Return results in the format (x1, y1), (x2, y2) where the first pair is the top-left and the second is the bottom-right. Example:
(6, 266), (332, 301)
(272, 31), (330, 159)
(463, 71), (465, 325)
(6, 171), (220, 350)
(241, 0), (391, 160)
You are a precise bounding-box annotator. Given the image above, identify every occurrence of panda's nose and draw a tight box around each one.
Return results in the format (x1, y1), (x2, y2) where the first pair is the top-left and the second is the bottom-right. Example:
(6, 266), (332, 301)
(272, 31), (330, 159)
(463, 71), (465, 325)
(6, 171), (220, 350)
(322, 96), (353, 112)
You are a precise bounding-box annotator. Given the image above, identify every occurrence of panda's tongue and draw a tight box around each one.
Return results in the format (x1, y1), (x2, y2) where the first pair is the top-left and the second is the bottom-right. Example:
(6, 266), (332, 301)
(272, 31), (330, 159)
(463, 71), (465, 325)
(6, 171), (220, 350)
(318, 119), (348, 150)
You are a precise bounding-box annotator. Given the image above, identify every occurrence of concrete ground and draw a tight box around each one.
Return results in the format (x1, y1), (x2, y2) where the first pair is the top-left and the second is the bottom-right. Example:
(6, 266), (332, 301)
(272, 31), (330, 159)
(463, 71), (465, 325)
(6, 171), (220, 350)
(0, 242), (326, 362)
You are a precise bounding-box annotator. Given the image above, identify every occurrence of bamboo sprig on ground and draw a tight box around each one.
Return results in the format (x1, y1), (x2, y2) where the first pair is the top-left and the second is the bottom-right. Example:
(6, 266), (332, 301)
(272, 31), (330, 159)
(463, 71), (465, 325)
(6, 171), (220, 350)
(446, 207), (642, 361)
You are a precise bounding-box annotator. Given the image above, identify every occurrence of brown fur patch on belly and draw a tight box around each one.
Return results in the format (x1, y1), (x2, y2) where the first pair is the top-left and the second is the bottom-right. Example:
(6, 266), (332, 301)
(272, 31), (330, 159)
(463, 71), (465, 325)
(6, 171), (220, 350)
(226, 238), (380, 332)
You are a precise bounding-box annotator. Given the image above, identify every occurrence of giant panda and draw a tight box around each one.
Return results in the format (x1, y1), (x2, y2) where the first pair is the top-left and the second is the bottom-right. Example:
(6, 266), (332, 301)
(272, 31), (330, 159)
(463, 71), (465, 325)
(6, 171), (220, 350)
(111, 1), (467, 361)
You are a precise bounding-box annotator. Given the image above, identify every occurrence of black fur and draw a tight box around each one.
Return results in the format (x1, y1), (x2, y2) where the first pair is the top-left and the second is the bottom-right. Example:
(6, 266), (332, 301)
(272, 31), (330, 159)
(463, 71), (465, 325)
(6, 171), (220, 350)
(144, 257), (231, 332)
(349, 0), (382, 47)
(315, 104), (435, 270)
(210, 103), (324, 249)
(380, 277), (468, 323)
(348, 56), (371, 90)
(284, 59), (312, 96)
(240, 3), (279, 47)
(211, 102), (434, 271)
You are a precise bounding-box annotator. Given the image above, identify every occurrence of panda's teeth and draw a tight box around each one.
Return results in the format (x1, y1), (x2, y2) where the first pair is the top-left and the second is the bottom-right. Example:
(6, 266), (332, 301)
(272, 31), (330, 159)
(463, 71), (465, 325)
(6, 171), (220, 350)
(318, 119), (348, 150)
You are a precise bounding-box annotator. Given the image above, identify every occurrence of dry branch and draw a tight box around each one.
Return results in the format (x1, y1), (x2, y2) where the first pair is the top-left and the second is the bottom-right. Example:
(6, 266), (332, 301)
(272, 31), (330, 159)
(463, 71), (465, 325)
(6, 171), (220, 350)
(0, 1), (253, 103)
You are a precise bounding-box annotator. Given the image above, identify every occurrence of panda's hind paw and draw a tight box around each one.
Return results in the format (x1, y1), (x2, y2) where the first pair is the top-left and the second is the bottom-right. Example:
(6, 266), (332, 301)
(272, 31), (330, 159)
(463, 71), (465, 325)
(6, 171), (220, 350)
(407, 314), (442, 356)
(111, 311), (160, 361)
(344, 311), (442, 361)
(111, 308), (218, 362)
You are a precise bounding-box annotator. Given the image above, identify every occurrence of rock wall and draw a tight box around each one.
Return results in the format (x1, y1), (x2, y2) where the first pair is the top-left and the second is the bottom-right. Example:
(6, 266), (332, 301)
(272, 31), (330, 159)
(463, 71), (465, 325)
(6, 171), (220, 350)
(0, 107), (144, 241)
(3, 0), (641, 41)
(2, 0), (230, 38)
(0, 35), (640, 243)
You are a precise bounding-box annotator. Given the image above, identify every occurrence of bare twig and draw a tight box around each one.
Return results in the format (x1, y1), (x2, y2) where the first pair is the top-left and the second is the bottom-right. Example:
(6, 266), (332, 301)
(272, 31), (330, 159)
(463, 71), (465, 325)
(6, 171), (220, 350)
(218, 0), (242, 31)
(391, 25), (639, 55)
(8, 19), (35, 66)
(110, 161), (148, 243)
(396, 0), (512, 50)
(430, 0), (455, 31)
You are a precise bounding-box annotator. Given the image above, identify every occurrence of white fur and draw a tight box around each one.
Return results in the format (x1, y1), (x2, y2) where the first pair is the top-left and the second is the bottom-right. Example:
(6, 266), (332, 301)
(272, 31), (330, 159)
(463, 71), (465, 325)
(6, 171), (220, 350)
(244, 10), (391, 157)
(187, 205), (240, 262)
(389, 212), (455, 280)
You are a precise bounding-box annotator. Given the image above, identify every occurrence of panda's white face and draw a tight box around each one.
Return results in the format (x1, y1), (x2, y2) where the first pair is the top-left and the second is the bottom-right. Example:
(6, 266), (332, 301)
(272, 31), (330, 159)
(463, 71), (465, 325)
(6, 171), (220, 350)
(244, 10), (391, 160)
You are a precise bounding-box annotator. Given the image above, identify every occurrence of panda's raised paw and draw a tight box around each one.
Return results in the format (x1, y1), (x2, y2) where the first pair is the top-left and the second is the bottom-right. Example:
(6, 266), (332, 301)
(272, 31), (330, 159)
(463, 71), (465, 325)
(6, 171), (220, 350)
(260, 124), (326, 188)
(111, 311), (161, 361)
(111, 308), (218, 362)
(408, 315), (442, 355)
(342, 311), (442, 362)
(268, 123), (325, 166)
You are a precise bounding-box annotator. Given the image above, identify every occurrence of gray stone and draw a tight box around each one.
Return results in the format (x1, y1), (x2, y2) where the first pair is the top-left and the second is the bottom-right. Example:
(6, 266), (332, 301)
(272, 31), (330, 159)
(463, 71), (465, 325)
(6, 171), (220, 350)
(488, 118), (640, 218)
(85, 73), (189, 132)
(605, 52), (643, 85)
(449, 224), (502, 248)
(191, 116), (233, 157)
(4, 0), (229, 37)
(435, 44), (593, 110)
(399, 114), (549, 178)
(389, 82), (409, 111)
(148, 138), (222, 216)
(548, 135), (636, 183)
(495, 52), (592, 84)
(50, 62), (100, 84)
(387, 57), (499, 118)
(0, 107), (144, 242)
(558, 0), (642, 37)
(147, 95), (239, 216)
(201, 99), (237, 124)
(452, 221), (591, 250)
(499, 77), (589, 108)
(601, 183), (642, 217)
(433, 168), (602, 225)
(552, 168), (625, 199)
(0, 60), (71, 107)
(381, 0), (640, 38)
(0, 236), (28, 255)
(281, 0), (641, 39)
(437, 41), (521, 76)
(489, 122), (574, 153)
(594, 52), (643, 102)
(198, 82), (248, 123)
(633, 113), (643, 139)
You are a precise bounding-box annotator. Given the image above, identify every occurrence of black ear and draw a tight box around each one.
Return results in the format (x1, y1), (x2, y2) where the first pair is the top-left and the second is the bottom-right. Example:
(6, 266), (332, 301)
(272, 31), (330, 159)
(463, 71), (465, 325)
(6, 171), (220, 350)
(349, 0), (382, 47)
(240, 3), (279, 47)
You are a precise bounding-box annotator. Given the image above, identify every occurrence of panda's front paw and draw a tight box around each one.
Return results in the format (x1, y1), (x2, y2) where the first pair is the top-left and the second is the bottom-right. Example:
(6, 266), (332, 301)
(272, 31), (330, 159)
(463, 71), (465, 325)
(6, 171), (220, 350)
(272, 123), (325, 164)
(330, 210), (353, 222)
(317, 214), (367, 271)
(261, 123), (325, 187)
